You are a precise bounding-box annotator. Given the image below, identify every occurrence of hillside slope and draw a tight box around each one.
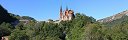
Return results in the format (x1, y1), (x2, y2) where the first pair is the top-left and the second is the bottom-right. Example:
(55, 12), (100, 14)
(98, 10), (128, 23)
(0, 5), (18, 24)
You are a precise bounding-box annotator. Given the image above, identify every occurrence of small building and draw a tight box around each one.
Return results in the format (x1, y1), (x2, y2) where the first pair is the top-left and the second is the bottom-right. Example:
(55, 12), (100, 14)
(19, 20), (29, 24)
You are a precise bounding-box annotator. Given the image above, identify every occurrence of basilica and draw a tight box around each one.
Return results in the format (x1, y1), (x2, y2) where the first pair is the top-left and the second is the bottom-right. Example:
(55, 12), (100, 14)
(59, 6), (75, 21)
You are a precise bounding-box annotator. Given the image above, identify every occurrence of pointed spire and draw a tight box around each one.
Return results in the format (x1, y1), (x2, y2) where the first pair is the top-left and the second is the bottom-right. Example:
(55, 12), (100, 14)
(66, 6), (68, 11)
(60, 6), (63, 20)
(60, 6), (62, 12)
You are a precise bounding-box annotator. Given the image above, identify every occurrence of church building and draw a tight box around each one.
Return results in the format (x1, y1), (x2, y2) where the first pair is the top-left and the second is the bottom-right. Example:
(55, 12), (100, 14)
(59, 6), (75, 21)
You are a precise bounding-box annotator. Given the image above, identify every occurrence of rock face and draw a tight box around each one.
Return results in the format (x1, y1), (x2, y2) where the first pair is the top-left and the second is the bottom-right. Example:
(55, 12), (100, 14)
(0, 5), (18, 24)
(97, 10), (128, 23)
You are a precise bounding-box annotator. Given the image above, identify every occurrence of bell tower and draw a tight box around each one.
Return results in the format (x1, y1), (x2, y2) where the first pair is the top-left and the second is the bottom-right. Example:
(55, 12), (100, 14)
(60, 6), (63, 20)
(66, 6), (68, 11)
(65, 6), (69, 16)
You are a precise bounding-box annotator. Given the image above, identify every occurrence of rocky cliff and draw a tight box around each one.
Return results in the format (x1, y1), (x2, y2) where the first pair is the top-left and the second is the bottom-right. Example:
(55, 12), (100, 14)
(97, 10), (128, 23)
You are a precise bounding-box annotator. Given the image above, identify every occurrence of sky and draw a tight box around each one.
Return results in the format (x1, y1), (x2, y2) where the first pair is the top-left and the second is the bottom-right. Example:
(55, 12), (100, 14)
(0, 0), (128, 21)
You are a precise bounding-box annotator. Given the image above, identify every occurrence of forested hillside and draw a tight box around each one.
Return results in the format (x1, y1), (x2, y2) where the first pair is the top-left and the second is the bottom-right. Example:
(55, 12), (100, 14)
(1, 5), (128, 40)
(0, 5), (36, 40)
(0, 5), (18, 24)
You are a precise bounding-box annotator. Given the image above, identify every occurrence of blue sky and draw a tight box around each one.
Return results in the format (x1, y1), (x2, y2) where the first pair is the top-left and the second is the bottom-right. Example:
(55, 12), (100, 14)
(0, 0), (128, 21)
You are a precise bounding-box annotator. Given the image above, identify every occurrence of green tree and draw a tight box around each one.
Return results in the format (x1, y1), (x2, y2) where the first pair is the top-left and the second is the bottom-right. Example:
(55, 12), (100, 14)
(9, 29), (29, 40)
(0, 22), (12, 39)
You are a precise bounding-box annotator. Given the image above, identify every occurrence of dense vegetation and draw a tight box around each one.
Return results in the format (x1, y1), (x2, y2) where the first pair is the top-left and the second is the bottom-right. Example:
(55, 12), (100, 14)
(0, 5), (36, 40)
(1, 13), (128, 40)
(1, 5), (128, 40)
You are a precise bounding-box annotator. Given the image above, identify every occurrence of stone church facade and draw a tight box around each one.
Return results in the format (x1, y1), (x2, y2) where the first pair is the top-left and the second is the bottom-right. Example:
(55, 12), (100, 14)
(59, 6), (75, 21)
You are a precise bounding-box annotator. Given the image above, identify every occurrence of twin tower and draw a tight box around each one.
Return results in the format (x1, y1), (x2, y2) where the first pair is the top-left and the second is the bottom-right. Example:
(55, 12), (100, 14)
(59, 6), (75, 21)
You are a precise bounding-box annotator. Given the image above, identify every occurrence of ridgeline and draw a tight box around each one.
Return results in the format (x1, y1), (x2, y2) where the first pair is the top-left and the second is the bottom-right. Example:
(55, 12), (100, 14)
(0, 5), (128, 40)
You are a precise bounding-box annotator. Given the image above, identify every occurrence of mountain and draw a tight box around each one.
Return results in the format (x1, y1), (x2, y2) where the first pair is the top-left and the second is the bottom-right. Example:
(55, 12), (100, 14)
(0, 5), (18, 24)
(9, 13), (36, 21)
(0, 4), (36, 26)
(97, 10), (128, 23)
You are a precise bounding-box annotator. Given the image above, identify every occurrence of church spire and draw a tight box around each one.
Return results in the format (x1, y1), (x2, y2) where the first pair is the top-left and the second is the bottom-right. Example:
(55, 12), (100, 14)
(66, 6), (68, 11)
(60, 6), (63, 20)
(60, 6), (62, 12)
